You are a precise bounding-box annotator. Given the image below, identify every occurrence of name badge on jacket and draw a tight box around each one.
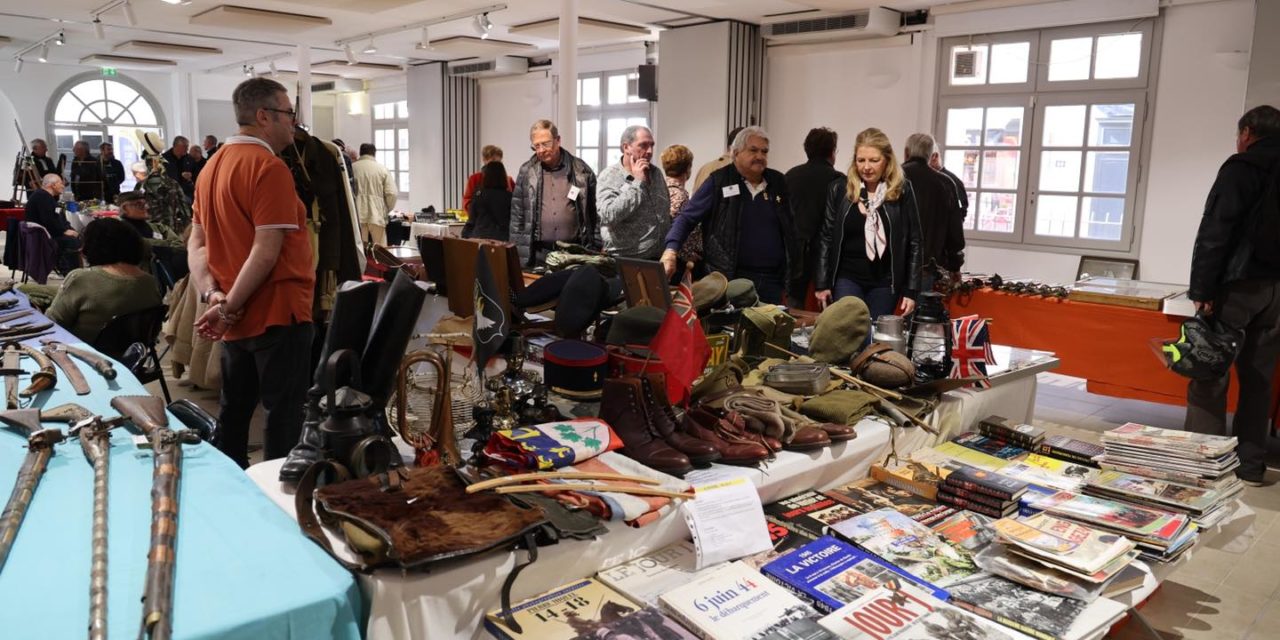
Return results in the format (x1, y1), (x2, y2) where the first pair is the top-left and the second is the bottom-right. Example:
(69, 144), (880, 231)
(567, 185), (581, 200)
(721, 184), (740, 198)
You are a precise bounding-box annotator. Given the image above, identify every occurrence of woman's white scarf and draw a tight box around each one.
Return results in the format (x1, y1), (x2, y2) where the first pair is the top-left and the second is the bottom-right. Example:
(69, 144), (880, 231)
(859, 181), (888, 260)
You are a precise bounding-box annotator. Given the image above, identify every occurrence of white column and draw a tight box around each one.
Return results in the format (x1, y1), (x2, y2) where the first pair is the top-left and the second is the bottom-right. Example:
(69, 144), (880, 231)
(296, 44), (312, 129)
(557, 0), (578, 151)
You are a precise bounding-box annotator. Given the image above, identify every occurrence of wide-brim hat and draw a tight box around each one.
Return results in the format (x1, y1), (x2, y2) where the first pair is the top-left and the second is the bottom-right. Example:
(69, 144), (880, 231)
(139, 130), (165, 157)
(555, 265), (617, 337)
(726, 278), (759, 308)
(692, 272), (728, 314)
(808, 296), (871, 364)
(605, 305), (666, 346)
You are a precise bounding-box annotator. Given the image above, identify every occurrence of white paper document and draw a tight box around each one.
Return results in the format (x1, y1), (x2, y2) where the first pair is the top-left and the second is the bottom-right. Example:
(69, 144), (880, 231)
(681, 477), (772, 570)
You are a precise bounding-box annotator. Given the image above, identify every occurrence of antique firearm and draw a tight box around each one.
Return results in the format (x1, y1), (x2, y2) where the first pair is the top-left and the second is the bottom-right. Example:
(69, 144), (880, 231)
(70, 413), (128, 640)
(0, 408), (66, 574)
(41, 339), (117, 381)
(111, 395), (200, 640)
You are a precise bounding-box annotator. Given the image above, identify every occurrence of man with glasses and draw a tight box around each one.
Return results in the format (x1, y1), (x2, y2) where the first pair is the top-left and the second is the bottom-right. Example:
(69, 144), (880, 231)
(596, 125), (669, 259)
(509, 119), (600, 267)
(187, 77), (315, 468)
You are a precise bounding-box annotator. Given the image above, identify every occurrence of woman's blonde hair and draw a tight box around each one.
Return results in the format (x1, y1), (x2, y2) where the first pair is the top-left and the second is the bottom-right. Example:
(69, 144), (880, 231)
(845, 127), (904, 202)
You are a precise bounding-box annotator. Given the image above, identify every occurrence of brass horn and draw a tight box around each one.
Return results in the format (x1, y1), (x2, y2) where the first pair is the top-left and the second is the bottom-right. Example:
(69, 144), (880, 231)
(394, 349), (459, 466)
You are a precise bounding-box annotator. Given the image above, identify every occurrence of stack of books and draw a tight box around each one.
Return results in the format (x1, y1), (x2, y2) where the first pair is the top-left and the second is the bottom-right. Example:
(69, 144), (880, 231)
(991, 513), (1138, 585)
(1097, 422), (1240, 490)
(1085, 469), (1244, 528)
(938, 465), (1028, 518)
(1033, 490), (1198, 562)
(980, 415), (1047, 449)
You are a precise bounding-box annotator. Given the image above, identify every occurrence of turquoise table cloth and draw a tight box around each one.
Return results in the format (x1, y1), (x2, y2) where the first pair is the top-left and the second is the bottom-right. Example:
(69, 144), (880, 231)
(0, 292), (362, 639)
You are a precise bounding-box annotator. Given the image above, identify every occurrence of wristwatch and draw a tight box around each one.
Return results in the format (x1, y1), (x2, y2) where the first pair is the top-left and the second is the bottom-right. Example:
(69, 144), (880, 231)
(199, 286), (222, 304)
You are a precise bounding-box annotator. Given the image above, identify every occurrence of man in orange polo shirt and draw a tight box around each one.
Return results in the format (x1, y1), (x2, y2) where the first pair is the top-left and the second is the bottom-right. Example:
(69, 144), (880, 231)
(188, 77), (316, 468)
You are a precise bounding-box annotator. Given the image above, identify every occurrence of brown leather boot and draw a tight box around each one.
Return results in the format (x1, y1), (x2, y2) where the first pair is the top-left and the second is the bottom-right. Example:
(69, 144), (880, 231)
(640, 373), (720, 467)
(600, 378), (693, 477)
(684, 408), (770, 465)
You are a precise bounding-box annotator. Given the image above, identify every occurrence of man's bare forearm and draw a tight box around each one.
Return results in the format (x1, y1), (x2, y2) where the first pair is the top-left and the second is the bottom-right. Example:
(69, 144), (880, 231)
(225, 229), (287, 313)
(186, 225), (215, 296)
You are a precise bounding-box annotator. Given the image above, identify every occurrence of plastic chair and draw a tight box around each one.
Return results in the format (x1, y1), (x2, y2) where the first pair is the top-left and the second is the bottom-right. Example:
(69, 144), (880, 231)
(91, 304), (171, 403)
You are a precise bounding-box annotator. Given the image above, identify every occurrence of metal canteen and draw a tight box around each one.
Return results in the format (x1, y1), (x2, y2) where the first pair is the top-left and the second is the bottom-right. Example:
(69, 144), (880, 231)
(317, 349), (380, 473)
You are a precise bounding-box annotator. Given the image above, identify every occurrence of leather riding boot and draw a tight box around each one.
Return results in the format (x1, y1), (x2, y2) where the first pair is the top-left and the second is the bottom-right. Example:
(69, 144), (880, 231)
(684, 408), (769, 465)
(600, 378), (692, 478)
(361, 270), (431, 413)
(639, 374), (720, 466)
(279, 395), (325, 482)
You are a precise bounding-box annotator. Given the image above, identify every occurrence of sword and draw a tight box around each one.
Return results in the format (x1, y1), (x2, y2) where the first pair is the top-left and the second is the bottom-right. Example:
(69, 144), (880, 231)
(111, 395), (200, 640)
(42, 343), (89, 395)
(3, 344), (19, 409)
(0, 408), (66, 574)
(40, 340), (117, 381)
(0, 309), (33, 325)
(16, 343), (57, 398)
(69, 414), (129, 640)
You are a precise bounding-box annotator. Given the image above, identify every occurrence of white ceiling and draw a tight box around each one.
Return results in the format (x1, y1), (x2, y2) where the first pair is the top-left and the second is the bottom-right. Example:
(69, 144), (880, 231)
(0, 0), (959, 80)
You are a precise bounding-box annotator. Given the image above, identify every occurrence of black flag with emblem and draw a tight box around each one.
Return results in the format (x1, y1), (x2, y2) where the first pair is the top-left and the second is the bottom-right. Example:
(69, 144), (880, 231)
(472, 247), (509, 376)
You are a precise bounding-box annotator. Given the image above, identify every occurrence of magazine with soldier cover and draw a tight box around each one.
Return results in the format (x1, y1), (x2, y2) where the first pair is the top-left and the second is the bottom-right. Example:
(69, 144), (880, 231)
(818, 581), (1023, 640)
(484, 578), (649, 640)
(929, 511), (996, 551)
(1102, 423), (1237, 457)
(659, 561), (834, 640)
(766, 491), (862, 539)
(992, 514), (1137, 576)
(826, 509), (979, 588)
(823, 479), (955, 525)
(946, 574), (1098, 640)
(761, 536), (948, 613)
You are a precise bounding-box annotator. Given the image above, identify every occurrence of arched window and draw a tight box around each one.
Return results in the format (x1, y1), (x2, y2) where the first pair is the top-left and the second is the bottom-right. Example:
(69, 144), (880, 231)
(46, 72), (165, 191)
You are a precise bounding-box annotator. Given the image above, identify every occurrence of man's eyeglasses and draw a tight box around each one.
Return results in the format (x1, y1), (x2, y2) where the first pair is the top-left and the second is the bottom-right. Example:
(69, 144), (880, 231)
(263, 107), (297, 121)
(530, 139), (558, 151)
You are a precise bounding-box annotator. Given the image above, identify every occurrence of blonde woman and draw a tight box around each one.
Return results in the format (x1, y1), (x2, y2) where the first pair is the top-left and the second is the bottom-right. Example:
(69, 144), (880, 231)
(813, 128), (921, 320)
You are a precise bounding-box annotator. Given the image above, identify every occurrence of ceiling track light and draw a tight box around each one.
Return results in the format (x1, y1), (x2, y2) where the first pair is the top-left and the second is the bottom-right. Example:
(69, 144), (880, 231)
(242, 63), (252, 77)
(415, 26), (431, 51)
(13, 58), (23, 73)
(269, 61), (278, 77)
(362, 38), (377, 55)
(343, 43), (356, 65)
(54, 31), (65, 46)
(123, 1), (136, 27)
(93, 18), (104, 40)
(475, 12), (493, 39)
(38, 43), (49, 63)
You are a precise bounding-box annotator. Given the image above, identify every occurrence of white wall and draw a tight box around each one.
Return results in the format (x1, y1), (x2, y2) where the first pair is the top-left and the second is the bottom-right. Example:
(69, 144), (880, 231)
(656, 22), (731, 172)
(407, 63), (442, 212)
(479, 71), (554, 179)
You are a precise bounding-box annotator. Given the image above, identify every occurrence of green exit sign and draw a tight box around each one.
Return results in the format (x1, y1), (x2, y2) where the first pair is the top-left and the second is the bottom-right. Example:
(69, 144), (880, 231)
(101, 67), (117, 76)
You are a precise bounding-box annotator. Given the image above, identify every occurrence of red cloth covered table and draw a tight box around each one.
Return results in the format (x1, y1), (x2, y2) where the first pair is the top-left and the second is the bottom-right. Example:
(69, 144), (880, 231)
(0, 208), (25, 224)
(948, 288), (1280, 426)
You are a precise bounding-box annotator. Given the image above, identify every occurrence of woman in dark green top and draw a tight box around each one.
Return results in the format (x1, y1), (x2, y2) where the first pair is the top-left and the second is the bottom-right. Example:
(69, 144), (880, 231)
(46, 217), (162, 343)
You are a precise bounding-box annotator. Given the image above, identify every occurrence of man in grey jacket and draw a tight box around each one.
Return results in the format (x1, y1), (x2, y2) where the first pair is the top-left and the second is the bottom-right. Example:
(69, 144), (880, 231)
(509, 119), (601, 267)
(597, 125), (670, 259)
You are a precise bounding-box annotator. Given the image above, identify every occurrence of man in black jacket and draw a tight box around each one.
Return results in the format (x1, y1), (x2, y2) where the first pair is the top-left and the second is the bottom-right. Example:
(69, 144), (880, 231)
(931, 148), (968, 225)
(903, 133), (964, 292)
(69, 140), (103, 202)
(784, 127), (844, 308)
(162, 136), (197, 201)
(99, 142), (125, 204)
(662, 126), (793, 304)
(1186, 105), (1280, 486)
(24, 173), (81, 271)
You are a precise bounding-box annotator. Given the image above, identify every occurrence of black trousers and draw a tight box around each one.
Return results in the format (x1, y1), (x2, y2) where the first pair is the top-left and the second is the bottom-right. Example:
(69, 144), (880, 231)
(218, 322), (315, 468)
(1185, 279), (1280, 480)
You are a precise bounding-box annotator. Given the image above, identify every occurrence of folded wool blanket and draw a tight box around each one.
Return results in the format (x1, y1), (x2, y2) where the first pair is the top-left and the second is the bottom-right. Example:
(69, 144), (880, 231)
(800, 389), (879, 426)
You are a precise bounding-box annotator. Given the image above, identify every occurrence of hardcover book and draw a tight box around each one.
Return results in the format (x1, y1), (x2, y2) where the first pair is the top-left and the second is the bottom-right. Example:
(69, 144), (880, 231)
(979, 415), (1047, 447)
(944, 466), (1028, 501)
(929, 511), (996, 551)
(939, 485), (1015, 510)
(817, 582), (1021, 640)
(760, 536), (948, 614)
(946, 574), (1096, 640)
(658, 561), (831, 640)
(954, 432), (1030, 460)
(870, 462), (952, 501)
(766, 491), (862, 539)
(823, 478), (955, 525)
(826, 508), (979, 587)
(597, 541), (704, 606)
(484, 578), (643, 639)
(937, 492), (1019, 519)
(1037, 435), (1104, 468)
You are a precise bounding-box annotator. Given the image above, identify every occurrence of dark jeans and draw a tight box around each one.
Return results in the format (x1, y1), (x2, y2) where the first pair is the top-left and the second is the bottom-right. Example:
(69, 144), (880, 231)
(218, 322), (315, 468)
(1186, 279), (1280, 480)
(737, 266), (786, 305)
(834, 278), (896, 321)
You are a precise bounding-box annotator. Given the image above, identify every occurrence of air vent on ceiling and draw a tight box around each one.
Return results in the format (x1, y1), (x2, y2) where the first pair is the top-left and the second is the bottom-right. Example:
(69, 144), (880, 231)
(312, 78), (364, 93)
(763, 8), (899, 43)
(447, 55), (527, 78)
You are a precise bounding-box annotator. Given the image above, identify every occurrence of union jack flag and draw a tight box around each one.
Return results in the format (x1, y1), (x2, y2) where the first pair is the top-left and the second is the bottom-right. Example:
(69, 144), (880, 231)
(950, 314), (995, 389)
(650, 269), (709, 404)
(672, 269), (697, 325)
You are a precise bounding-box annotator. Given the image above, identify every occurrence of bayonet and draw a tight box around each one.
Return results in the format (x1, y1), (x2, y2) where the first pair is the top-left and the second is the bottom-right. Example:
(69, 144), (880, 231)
(42, 343), (89, 395)
(111, 395), (200, 640)
(41, 340), (117, 380)
(0, 408), (67, 574)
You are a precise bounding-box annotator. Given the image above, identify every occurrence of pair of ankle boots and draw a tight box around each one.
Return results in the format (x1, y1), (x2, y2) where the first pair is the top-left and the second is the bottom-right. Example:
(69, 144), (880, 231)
(599, 373), (776, 478)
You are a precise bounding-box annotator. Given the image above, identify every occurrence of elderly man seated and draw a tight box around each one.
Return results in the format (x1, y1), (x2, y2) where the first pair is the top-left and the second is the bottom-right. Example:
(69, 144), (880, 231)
(116, 191), (186, 280)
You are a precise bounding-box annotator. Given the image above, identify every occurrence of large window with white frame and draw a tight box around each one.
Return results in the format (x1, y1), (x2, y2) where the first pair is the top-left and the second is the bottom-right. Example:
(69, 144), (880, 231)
(935, 20), (1157, 253)
(576, 70), (650, 175)
(47, 72), (165, 192)
(372, 99), (409, 197)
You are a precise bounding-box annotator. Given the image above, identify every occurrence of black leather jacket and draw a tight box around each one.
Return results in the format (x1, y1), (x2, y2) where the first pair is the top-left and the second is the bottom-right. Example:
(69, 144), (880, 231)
(814, 178), (922, 301)
(1189, 136), (1280, 301)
